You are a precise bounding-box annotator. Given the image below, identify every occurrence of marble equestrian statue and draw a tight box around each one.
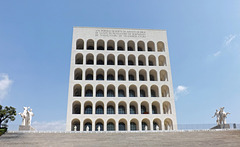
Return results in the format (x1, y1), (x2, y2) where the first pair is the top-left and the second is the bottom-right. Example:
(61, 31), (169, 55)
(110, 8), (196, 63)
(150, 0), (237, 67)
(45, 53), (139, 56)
(219, 107), (230, 125)
(18, 107), (29, 126)
(19, 107), (34, 126)
(212, 107), (230, 125)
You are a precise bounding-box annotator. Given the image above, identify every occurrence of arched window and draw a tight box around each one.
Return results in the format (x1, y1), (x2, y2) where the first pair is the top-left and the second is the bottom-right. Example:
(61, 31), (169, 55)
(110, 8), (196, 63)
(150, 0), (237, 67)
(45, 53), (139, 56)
(140, 85), (148, 97)
(72, 101), (81, 114)
(118, 60), (124, 65)
(130, 105), (136, 114)
(86, 54), (94, 65)
(150, 70), (157, 81)
(141, 105), (146, 114)
(152, 101), (160, 114)
(159, 55), (167, 66)
(107, 40), (115, 50)
(71, 119), (80, 131)
(147, 41), (155, 51)
(73, 85), (81, 97)
(118, 90), (125, 97)
(160, 70), (168, 81)
(128, 75), (135, 81)
(96, 68), (104, 80)
(97, 40), (104, 50)
(85, 90), (93, 97)
(84, 105), (92, 114)
(139, 75), (144, 81)
(107, 106), (115, 114)
(97, 54), (104, 65)
(76, 39), (84, 49)
(142, 119), (150, 131)
(107, 69), (115, 81)
(107, 74), (114, 80)
(107, 60), (114, 65)
(95, 122), (103, 131)
(75, 53), (83, 64)
(129, 90), (135, 97)
(118, 75), (124, 81)
(97, 60), (104, 65)
(96, 90), (104, 97)
(138, 41), (145, 51)
(96, 74), (104, 80)
(118, 54), (125, 65)
(128, 41), (135, 51)
(161, 85), (170, 97)
(140, 90), (145, 97)
(117, 40), (125, 51)
(164, 119), (173, 130)
(128, 69), (136, 81)
(118, 70), (125, 81)
(107, 54), (115, 65)
(151, 90), (156, 97)
(107, 90), (115, 97)
(163, 102), (172, 114)
(142, 122), (147, 130)
(157, 41), (165, 52)
(130, 122), (137, 131)
(107, 85), (115, 97)
(138, 55), (146, 66)
(96, 106), (104, 114)
(129, 85), (137, 97)
(119, 122), (125, 131)
(87, 39), (94, 50)
(107, 122), (115, 131)
(151, 85), (159, 97)
(139, 70), (147, 81)
(141, 102), (149, 114)
(128, 60), (134, 65)
(150, 75), (155, 81)
(148, 55), (156, 66)
(74, 69), (82, 80)
(86, 74), (93, 80)
(128, 55), (135, 66)
(118, 105), (125, 114)
(152, 105), (157, 114)
(84, 122), (92, 131)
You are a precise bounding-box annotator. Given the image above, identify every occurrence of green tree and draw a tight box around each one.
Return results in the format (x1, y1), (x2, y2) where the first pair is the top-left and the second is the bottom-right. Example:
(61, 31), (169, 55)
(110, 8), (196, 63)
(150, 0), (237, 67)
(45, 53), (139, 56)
(0, 105), (16, 128)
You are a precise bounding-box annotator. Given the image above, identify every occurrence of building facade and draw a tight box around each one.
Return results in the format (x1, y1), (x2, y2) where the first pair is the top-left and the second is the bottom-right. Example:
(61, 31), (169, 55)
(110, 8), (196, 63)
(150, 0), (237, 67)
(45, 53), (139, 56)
(66, 27), (177, 131)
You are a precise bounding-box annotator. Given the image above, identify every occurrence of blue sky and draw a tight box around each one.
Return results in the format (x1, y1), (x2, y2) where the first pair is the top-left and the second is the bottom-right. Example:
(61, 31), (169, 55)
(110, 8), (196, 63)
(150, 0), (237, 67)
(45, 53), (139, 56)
(1, 1), (240, 130)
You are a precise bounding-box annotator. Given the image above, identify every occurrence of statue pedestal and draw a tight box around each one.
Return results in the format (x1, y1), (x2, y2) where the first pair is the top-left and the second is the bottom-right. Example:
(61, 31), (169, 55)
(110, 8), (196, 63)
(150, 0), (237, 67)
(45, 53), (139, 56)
(211, 124), (230, 130)
(19, 125), (35, 131)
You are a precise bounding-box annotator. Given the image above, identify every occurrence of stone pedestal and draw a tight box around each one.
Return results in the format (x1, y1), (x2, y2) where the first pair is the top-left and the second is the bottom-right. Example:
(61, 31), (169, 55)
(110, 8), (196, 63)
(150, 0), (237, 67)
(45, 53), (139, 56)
(19, 125), (35, 131)
(211, 124), (230, 130)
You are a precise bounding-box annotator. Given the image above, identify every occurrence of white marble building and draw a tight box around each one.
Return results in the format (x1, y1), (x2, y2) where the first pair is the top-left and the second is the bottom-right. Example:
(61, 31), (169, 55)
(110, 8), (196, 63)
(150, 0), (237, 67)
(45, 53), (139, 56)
(66, 27), (177, 131)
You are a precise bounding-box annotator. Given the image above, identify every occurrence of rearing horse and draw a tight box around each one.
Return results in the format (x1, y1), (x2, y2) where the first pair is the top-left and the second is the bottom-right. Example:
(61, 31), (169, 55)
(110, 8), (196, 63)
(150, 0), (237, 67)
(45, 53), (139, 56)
(219, 107), (230, 125)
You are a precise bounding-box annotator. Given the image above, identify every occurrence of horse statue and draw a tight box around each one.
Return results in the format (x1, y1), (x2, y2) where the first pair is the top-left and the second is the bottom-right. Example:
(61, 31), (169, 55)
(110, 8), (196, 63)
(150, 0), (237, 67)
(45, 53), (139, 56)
(19, 107), (34, 126)
(218, 107), (230, 125)
(19, 107), (29, 126)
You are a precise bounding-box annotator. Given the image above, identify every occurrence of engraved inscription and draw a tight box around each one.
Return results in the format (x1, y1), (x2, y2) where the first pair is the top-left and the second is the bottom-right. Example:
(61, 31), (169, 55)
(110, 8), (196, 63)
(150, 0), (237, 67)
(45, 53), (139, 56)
(95, 29), (146, 38)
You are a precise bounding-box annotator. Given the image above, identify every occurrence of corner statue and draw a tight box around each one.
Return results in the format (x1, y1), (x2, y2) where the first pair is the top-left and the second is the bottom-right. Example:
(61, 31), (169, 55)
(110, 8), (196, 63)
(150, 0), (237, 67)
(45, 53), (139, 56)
(19, 107), (35, 131)
(211, 107), (230, 129)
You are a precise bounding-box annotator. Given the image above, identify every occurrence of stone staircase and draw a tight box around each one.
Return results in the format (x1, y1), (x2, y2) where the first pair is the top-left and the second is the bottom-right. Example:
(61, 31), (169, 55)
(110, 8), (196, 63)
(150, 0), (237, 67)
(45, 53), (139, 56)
(0, 130), (240, 147)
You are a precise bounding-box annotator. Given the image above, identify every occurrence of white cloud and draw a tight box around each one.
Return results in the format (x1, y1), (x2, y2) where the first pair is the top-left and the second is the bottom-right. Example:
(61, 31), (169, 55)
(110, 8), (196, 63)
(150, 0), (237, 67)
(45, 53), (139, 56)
(213, 51), (221, 57)
(175, 85), (188, 101)
(32, 120), (66, 131)
(0, 73), (13, 101)
(224, 34), (236, 46)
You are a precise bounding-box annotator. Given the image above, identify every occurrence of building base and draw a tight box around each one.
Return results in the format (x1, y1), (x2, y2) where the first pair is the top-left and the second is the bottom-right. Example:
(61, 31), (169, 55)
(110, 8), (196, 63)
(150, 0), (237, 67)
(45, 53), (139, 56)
(211, 124), (230, 129)
(19, 125), (35, 131)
